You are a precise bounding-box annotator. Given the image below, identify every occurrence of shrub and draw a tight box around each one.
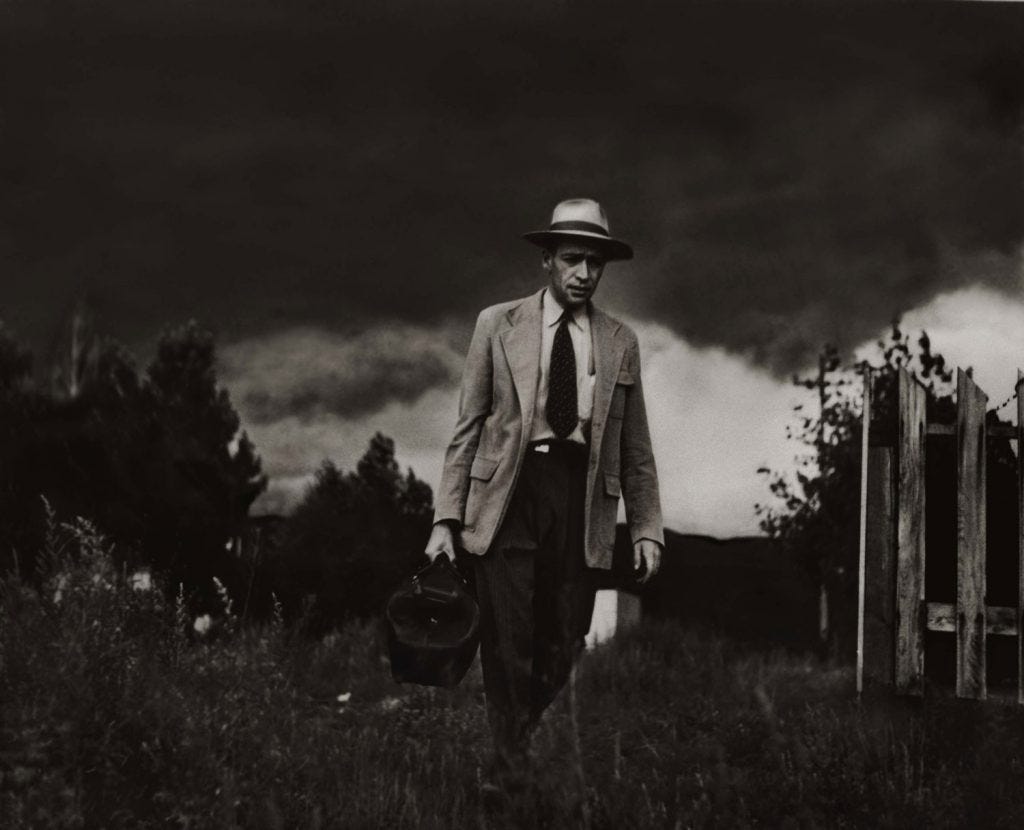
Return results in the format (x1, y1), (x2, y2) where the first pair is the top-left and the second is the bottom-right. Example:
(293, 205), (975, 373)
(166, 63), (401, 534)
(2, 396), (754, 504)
(5, 513), (1024, 828)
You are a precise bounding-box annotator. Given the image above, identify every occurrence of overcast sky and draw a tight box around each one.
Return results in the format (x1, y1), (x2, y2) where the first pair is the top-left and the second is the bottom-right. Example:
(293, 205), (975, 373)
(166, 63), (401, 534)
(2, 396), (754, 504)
(2, 1), (1022, 536)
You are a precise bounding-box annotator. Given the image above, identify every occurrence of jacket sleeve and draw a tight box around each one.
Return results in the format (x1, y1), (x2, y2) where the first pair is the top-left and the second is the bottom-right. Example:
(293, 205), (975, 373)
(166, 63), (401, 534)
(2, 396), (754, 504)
(432, 308), (495, 526)
(620, 333), (665, 547)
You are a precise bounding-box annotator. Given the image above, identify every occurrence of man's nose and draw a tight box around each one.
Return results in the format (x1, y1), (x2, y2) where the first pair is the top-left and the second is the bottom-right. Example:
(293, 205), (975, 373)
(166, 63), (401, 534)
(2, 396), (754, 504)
(573, 262), (592, 281)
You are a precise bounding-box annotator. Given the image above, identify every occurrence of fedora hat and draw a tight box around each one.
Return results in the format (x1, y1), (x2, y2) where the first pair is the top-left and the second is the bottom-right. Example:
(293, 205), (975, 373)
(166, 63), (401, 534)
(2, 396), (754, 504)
(523, 198), (633, 261)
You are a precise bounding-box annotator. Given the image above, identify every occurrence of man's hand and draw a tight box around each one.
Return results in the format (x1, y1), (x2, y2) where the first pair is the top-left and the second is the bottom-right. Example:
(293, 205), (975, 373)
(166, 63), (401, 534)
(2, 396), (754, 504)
(633, 538), (662, 583)
(425, 520), (459, 563)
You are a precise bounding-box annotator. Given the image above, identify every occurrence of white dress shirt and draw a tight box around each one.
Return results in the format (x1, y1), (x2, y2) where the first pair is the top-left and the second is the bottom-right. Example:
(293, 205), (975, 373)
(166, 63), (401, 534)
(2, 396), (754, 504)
(529, 289), (596, 445)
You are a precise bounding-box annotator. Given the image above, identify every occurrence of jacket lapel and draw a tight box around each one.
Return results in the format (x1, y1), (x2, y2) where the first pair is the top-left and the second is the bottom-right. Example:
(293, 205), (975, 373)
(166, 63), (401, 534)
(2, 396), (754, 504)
(497, 290), (625, 451)
(589, 305), (626, 457)
(498, 288), (545, 431)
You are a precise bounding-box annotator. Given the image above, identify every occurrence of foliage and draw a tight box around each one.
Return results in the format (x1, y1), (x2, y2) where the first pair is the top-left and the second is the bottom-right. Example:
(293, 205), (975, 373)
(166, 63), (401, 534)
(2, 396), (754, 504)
(755, 323), (955, 660)
(0, 316), (266, 611)
(6, 521), (1024, 828)
(136, 321), (268, 604)
(756, 322), (1020, 662)
(0, 322), (32, 393)
(0, 311), (436, 625)
(269, 433), (434, 630)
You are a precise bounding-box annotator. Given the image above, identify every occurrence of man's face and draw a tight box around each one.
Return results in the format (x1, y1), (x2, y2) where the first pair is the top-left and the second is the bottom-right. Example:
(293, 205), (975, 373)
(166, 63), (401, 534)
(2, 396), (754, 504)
(543, 240), (607, 309)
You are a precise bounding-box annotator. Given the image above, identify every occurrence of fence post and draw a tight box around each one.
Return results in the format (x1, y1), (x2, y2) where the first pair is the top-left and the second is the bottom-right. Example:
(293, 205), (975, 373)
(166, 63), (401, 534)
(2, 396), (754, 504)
(1017, 371), (1024, 704)
(863, 444), (895, 689)
(857, 368), (871, 694)
(956, 369), (987, 700)
(896, 369), (927, 695)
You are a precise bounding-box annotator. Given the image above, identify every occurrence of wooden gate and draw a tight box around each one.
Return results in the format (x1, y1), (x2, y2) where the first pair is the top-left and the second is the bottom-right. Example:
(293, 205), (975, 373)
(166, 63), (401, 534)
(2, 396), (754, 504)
(857, 368), (1024, 701)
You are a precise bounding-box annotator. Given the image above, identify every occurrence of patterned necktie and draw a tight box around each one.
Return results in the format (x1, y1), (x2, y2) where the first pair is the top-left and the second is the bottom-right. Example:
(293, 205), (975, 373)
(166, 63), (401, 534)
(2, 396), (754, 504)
(546, 311), (578, 438)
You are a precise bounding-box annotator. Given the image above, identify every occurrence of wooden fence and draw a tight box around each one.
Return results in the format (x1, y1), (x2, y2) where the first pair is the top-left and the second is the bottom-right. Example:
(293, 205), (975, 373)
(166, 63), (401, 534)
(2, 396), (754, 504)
(857, 367), (1024, 701)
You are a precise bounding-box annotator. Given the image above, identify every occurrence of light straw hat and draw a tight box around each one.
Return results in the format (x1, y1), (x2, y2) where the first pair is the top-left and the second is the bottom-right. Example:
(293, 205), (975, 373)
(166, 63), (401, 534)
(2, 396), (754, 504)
(522, 198), (633, 261)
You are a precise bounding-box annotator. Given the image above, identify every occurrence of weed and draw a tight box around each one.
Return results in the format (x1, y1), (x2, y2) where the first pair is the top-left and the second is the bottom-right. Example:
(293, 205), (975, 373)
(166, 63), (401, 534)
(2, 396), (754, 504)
(4, 526), (1024, 827)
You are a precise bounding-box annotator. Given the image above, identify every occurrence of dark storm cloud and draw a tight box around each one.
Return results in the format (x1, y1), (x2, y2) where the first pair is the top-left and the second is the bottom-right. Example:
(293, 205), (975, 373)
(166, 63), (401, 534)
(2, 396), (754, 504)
(2, 0), (1021, 379)
(218, 325), (462, 423)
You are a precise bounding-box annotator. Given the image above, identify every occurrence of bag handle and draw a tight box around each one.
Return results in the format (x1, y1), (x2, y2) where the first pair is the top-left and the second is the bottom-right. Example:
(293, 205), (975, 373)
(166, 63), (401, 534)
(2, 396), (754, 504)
(413, 551), (469, 585)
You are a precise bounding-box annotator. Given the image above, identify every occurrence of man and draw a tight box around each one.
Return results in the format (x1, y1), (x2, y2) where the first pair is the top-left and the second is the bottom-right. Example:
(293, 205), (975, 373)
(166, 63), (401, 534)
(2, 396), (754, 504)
(424, 197), (664, 786)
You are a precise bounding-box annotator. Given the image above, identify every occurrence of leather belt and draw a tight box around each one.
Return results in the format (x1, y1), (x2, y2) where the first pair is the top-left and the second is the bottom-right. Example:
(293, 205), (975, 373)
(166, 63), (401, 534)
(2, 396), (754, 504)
(527, 439), (589, 459)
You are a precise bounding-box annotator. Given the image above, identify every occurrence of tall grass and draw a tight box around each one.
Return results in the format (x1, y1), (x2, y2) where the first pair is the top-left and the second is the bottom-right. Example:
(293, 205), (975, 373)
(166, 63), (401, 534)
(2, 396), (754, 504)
(4, 517), (1024, 828)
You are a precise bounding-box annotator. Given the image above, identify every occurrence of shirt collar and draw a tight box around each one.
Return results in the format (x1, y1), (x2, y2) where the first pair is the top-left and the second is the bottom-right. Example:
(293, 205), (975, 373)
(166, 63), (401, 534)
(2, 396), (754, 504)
(542, 289), (589, 330)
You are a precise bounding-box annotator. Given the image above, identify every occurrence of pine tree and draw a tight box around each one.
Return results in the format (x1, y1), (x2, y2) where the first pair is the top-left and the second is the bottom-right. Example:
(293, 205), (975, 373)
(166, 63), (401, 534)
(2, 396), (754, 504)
(271, 433), (434, 629)
(139, 321), (267, 597)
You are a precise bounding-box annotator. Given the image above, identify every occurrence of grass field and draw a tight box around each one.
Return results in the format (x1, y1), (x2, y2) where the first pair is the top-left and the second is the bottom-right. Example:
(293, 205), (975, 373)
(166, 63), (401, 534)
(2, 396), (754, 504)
(4, 522), (1024, 828)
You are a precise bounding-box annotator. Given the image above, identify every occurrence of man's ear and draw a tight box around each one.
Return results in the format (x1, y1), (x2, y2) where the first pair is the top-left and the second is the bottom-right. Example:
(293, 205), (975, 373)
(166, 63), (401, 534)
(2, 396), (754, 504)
(542, 250), (553, 271)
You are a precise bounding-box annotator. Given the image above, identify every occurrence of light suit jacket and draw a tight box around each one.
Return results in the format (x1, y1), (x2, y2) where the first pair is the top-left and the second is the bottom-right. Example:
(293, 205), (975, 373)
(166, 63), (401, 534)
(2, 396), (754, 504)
(434, 288), (664, 570)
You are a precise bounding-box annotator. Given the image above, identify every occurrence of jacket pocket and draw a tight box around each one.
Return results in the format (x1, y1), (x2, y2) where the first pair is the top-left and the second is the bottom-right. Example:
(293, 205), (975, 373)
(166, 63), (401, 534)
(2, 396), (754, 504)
(469, 455), (499, 482)
(609, 383), (630, 419)
(616, 368), (635, 386)
(604, 473), (621, 497)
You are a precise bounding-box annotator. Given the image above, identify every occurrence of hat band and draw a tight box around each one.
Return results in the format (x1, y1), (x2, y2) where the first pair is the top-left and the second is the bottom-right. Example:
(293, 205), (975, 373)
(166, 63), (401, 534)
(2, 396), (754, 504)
(548, 220), (611, 238)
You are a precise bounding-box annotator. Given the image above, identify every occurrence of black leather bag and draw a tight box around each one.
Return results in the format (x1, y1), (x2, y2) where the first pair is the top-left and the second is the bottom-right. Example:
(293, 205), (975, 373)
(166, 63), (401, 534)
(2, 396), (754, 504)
(386, 553), (480, 688)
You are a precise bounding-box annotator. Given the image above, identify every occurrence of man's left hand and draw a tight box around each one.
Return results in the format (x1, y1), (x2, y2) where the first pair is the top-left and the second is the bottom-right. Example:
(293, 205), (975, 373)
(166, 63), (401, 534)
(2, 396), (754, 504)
(633, 539), (663, 583)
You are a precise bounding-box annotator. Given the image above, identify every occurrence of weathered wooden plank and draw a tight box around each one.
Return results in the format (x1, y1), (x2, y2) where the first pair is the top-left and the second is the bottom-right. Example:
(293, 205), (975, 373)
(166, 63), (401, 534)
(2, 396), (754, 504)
(857, 370), (872, 694)
(928, 423), (1016, 439)
(1017, 370), (1024, 704)
(956, 369), (987, 700)
(863, 446), (895, 688)
(896, 369), (927, 695)
(927, 602), (1016, 636)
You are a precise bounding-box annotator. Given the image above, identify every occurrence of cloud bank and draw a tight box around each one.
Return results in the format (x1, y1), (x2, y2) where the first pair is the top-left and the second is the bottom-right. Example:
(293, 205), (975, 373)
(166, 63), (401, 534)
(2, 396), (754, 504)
(219, 325), (463, 423)
(878, 283), (1024, 411)
(2, 0), (1021, 390)
(235, 319), (810, 536)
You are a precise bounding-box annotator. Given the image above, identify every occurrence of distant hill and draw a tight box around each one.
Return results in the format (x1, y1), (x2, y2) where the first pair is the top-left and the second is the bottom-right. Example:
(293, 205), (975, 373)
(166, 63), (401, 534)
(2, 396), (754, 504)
(604, 526), (819, 652)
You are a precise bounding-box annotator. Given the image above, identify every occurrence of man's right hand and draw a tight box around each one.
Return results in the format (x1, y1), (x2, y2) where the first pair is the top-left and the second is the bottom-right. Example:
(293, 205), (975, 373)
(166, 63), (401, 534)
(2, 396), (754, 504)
(424, 520), (458, 562)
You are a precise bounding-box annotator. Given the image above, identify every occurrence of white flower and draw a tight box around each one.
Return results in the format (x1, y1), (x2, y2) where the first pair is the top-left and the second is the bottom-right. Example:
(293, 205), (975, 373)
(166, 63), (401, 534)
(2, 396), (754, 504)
(336, 692), (352, 704)
(53, 574), (69, 605)
(378, 696), (403, 713)
(193, 614), (212, 635)
(130, 571), (152, 592)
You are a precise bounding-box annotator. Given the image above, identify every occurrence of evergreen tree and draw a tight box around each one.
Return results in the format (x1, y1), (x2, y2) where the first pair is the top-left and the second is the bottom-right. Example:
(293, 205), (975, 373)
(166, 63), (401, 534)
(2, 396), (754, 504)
(0, 323), (40, 574)
(0, 322), (32, 394)
(139, 321), (267, 600)
(0, 317), (267, 609)
(272, 433), (434, 630)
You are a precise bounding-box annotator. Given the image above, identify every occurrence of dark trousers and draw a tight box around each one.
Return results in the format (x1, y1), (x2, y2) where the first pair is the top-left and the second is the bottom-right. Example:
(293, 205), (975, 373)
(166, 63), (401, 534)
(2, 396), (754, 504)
(468, 441), (597, 768)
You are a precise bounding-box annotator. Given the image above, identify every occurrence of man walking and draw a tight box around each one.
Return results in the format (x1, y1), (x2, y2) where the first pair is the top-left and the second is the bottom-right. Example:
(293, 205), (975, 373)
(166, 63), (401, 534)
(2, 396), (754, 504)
(425, 198), (664, 786)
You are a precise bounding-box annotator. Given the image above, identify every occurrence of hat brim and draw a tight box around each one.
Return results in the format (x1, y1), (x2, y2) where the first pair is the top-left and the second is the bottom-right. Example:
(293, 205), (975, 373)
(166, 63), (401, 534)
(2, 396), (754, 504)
(522, 230), (633, 262)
